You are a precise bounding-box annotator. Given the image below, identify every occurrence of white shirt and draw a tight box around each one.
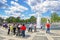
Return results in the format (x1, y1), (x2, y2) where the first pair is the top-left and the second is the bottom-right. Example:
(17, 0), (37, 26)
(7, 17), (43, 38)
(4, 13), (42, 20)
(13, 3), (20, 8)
(29, 24), (32, 27)
(18, 25), (21, 27)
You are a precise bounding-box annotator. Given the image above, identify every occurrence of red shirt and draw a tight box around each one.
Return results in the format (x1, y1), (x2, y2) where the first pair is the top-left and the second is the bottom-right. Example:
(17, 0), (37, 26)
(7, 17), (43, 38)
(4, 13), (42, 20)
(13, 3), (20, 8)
(21, 26), (26, 31)
(46, 23), (50, 28)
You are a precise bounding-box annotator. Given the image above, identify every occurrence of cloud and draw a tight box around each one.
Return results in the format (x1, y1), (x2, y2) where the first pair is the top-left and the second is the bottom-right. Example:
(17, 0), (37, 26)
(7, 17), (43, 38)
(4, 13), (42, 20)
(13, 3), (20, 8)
(42, 1), (60, 11)
(11, 1), (28, 10)
(5, 10), (21, 17)
(11, 1), (28, 11)
(0, 14), (9, 19)
(24, 17), (30, 19)
(42, 16), (51, 20)
(46, 0), (60, 1)
(26, 0), (43, 5)
(20, 14), (30, 19)
(0, 2), (8, 9)
(0, 0), (7, 4)
(0, 0), (29, 19)
(29, 13), (41, 18)
(29, 13), (36, 16)
(26, 0), (60, 13)
(5, 1), (28, 17)
(20, 14), (25, 19)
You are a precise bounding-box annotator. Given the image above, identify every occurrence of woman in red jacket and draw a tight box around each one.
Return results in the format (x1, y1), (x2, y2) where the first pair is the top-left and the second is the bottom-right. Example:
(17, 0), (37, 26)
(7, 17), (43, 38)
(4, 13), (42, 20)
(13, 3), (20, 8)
(21, 24), (26, 37)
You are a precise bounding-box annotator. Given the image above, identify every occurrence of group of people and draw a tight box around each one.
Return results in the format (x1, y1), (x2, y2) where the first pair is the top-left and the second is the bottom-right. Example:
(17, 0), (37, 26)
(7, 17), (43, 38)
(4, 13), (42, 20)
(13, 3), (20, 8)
(28, 23), (37, 32)
(7, 24), (26, 37)
(2, 22), (51, 38)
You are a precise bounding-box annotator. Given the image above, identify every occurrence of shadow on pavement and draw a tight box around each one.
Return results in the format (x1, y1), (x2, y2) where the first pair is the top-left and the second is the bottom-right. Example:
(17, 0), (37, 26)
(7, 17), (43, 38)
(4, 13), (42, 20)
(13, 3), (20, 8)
(24, 34), (31, 38)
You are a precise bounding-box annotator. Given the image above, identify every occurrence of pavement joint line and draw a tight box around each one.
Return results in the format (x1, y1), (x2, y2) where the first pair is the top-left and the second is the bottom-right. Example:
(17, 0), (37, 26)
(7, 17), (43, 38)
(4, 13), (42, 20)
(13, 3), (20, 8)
(41, 30), (54, 40)
(0, 27), (60, 40)
(52, 36), (60, 37)
(36, 35), (45, 36)
(0, 34), (19, 40)
(45, 33), (54, 40)
(30, 33), (37, 40)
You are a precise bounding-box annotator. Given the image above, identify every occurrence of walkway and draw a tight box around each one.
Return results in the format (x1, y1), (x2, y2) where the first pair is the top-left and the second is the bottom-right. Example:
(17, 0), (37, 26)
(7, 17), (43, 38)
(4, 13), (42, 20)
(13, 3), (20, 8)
(0, 27), (60, 40)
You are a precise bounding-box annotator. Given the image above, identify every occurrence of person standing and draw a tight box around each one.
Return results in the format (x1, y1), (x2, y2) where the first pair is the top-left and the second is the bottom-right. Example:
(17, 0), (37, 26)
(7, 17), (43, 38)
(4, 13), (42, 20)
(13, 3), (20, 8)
(3, 23), (8, 28)
(41, 25), (43, 29)
(45, 23), (50, 33)
(28, 23), (33, 32)
(10, 24), (13, 32)
(21, 24), (26, 37)
(7, 25), (10, 35)
(16, 24), (22, 36)
(13, 24), (16, 35)
(34, 23), (37, 32)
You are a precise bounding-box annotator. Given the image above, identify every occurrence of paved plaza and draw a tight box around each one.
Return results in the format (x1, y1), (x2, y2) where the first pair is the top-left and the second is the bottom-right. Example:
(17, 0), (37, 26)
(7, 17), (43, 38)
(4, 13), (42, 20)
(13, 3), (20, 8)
(0, 27), (60, 40)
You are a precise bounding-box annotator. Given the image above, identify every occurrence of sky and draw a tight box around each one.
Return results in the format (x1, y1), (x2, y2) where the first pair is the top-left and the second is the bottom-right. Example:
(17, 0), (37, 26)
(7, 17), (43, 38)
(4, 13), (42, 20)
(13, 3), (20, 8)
(0, 0), (60, 19)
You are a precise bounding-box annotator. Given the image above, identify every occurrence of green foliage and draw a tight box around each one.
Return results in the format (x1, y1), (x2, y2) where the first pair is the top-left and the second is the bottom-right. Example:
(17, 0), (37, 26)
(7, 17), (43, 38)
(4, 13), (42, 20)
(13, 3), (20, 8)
(5, 12), (60, 23)
(21, 16), (36, 23)
(41, 18), (47, 23)
(15, 17), (21, 22)
(30, 16), (36, 23)
(5, 17), (16, 23)
(0, 17), (4, 23)
(5, 17), (21, 23)
(51, 12), (59, 22)
(5, 16), (48, 23)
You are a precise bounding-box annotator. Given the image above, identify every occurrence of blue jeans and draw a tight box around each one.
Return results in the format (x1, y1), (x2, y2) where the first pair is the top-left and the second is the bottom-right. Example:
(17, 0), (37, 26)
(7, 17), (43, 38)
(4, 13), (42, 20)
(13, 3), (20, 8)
(22, 30), (25, 37)
(46, 28), (50, 33)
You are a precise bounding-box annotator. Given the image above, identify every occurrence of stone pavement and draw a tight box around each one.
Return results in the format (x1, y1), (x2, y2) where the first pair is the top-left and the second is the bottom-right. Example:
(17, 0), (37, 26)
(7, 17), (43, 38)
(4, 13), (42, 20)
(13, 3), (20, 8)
(0, 27), (60, 40)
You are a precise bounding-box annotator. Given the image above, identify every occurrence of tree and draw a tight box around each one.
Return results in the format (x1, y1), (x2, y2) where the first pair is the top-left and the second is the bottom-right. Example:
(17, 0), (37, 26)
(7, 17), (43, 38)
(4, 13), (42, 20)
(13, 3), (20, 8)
(16, 17), (21, 23)
(5, 17), (16, 23)
(30, 16), (36, 23)
(55, 16), (60, 22)
(0, 17), (4, 25)
(41, 18), (47, 24)
(0, 17), (4, 22)
(51, 12), (59, 22)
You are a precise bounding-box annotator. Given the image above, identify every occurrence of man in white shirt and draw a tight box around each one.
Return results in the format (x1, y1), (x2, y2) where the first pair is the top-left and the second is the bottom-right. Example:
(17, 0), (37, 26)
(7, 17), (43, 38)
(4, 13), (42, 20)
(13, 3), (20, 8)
(28, 23), (33, 32)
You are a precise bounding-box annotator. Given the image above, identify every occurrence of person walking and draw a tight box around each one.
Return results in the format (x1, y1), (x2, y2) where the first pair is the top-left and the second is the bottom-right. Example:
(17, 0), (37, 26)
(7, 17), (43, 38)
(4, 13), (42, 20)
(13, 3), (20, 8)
(21, 24), (26, 37)
(45, 23), (50, 33)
